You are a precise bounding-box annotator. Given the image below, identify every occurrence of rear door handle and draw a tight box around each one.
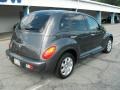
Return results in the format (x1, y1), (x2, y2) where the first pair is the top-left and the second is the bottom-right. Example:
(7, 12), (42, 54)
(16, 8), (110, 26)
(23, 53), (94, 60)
(70, 35), (77, 38)
(90, 33), (95, 36)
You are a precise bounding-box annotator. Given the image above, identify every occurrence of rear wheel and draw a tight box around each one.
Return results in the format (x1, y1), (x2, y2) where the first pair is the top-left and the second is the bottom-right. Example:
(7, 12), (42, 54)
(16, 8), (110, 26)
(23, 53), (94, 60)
(56, 53), (75, 79)
(103, 39), (113, 53)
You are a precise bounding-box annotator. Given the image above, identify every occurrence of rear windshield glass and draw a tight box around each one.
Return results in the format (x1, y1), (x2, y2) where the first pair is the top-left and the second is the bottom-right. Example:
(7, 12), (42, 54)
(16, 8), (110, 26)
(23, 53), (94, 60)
(20, 13), (50, 32)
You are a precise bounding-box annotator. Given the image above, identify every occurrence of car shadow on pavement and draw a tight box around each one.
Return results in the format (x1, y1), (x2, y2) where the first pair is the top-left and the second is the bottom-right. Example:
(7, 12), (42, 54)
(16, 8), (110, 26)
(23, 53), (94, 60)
(17, 52), (103, 80)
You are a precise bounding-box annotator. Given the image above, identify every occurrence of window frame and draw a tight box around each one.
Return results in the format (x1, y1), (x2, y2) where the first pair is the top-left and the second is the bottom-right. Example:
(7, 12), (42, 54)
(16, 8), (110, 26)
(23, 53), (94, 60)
(85, 15), (100, 31)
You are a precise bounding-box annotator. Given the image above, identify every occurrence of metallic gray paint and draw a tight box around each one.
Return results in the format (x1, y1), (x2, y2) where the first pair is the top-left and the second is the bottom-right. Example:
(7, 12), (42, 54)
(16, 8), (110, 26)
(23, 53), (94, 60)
(6, 10), (113, 72)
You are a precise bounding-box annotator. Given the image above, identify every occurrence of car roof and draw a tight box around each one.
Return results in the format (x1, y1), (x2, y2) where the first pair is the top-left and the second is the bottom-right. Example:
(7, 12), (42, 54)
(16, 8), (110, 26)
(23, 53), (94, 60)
(32, 10), (90, 16)
(30, 10), (98, 22)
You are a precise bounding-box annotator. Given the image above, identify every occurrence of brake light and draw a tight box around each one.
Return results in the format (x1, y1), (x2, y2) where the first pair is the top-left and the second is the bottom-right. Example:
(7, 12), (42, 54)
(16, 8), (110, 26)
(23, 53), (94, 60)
(42, 46), (56, 60)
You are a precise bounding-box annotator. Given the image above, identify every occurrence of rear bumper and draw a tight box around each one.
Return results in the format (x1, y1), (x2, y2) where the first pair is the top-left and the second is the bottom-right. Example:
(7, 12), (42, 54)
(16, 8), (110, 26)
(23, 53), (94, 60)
(6, 49), (46, 72)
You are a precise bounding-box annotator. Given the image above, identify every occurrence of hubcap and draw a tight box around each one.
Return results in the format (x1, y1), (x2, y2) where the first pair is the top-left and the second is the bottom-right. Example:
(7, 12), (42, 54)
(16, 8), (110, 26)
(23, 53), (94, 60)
(107, 40), (112, 52)
(60, 57), (73, 76)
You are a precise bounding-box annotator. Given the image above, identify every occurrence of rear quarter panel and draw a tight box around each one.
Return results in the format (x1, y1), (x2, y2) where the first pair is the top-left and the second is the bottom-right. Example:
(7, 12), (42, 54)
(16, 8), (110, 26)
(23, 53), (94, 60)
(40, 35), (80, 72)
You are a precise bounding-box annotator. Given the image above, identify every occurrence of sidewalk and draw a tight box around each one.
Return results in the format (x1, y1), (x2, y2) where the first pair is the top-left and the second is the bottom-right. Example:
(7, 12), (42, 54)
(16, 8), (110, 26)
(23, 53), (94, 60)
(0, 32), (12, 41)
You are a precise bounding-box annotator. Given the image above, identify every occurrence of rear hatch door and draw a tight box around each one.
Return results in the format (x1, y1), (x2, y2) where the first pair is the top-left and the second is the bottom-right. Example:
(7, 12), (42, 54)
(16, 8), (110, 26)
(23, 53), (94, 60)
(10, 12), (50, 60)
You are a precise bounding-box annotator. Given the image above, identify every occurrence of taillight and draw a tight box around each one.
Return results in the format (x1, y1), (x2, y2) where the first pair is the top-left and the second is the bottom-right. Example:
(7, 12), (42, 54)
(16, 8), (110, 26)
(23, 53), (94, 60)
(42, 45), (56, 60)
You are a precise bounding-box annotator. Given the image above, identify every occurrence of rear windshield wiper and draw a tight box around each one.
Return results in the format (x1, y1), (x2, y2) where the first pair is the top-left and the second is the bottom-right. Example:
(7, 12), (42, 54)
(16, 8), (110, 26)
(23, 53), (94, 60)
(23, 28), (39, 32)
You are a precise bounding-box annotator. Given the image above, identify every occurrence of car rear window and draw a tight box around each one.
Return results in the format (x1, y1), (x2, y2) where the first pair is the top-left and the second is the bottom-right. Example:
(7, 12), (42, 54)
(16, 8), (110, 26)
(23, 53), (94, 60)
(20, 13), (50, 32)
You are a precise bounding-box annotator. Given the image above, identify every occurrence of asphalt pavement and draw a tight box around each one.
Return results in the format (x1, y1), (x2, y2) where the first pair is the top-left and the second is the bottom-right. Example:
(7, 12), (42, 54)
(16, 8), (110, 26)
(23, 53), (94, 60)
(0, 24), (120, 90)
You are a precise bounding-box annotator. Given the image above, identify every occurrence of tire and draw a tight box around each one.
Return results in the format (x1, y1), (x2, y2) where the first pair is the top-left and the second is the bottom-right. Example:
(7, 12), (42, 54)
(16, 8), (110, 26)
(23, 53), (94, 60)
(56, 53), (75, 79)
(103, 39), (113, 53)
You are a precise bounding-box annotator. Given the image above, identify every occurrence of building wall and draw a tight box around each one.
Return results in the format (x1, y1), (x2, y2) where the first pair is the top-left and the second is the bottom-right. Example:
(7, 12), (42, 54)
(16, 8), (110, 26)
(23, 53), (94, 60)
(0, 6), (117, 33)
(0, 6), (21, 33)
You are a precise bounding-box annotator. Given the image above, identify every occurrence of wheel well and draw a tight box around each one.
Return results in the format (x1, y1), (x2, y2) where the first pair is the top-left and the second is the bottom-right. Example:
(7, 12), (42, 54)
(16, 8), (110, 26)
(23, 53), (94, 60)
(61, 49), (78, 64)
(109, 36), (113, 42)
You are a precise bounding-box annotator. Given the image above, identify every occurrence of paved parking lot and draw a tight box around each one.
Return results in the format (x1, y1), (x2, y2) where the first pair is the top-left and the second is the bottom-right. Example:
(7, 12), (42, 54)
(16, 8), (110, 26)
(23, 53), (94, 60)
(0, 24), (120, 90)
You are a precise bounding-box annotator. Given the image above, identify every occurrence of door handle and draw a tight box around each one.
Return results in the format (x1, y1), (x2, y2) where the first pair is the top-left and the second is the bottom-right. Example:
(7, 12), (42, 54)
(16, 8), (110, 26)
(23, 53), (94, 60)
(90, 33), (95, 36)
(70, 35), (77, 38)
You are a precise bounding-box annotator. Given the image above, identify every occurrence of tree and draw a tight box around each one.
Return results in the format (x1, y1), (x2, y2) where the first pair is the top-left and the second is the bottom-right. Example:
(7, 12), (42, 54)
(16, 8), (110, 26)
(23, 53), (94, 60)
(95, 0), (120, 6)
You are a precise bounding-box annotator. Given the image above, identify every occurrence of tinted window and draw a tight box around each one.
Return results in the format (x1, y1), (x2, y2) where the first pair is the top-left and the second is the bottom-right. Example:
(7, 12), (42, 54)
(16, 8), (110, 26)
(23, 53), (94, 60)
(87, 16), (99, 31)
(60, 14), (87, 31)
(20, 13), (50, 32)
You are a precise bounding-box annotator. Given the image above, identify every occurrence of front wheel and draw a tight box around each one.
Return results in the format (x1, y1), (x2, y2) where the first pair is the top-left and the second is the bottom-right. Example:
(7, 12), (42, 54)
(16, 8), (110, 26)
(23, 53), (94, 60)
(103, 39), (113, 53)
(56, 53), (75, 79)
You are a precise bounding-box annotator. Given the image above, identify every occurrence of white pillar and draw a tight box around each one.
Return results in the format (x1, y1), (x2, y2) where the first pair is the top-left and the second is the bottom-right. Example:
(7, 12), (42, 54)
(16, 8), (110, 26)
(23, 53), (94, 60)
(96, 11), (102, 25)
(111, 13), (115, 24)
(23, 6), (30, 16)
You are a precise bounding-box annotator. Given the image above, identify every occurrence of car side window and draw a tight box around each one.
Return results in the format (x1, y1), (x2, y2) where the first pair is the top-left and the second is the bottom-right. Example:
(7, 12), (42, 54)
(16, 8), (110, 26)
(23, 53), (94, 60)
(86, 16), (99, 31)
(60, 14), (87, 32)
